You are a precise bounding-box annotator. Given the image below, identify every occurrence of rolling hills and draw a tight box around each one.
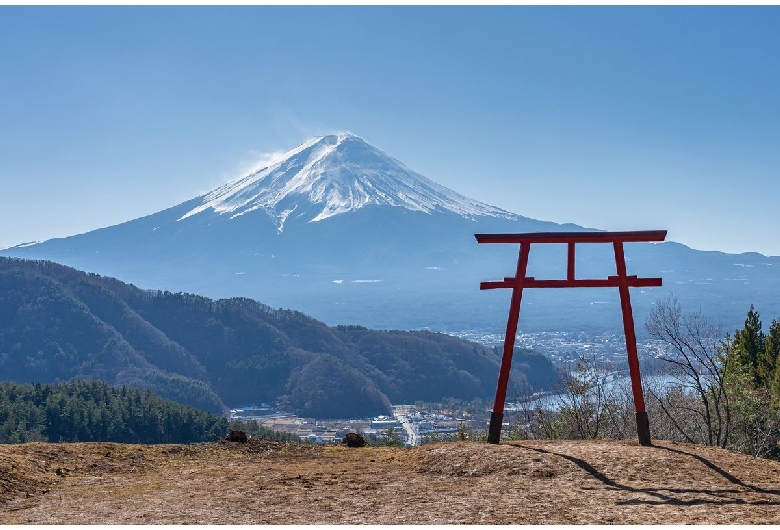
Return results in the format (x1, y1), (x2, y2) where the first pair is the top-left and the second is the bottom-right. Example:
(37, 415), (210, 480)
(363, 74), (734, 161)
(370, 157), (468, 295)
(0, 257), (557, 417)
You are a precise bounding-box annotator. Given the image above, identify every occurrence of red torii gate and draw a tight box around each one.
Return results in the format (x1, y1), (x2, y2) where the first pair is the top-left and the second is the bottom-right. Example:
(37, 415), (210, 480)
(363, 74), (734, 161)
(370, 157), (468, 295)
(476, 230), (667, 446)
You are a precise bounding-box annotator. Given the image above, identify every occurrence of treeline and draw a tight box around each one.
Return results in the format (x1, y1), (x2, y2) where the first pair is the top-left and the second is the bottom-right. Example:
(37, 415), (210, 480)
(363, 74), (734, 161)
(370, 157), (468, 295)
(503, 296), (780, 460)
(729, 305), (780, 397)
(720, 304), (780, 456)
(0, 380), (227, 444)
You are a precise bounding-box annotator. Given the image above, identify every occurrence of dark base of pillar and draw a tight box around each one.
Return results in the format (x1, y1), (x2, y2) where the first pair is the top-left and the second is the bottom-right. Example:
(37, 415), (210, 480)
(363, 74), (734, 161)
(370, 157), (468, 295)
(487, 411), (504, 444)
(636, 411), (652, 446)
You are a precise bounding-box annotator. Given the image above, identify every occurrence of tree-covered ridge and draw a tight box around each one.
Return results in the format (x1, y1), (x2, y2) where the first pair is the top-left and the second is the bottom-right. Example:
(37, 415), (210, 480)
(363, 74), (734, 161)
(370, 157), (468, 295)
(0, 380), (227, 444)
(0, 257), (559, 418)
(0, 260), (225, 414)
(729, 304), (780, 395)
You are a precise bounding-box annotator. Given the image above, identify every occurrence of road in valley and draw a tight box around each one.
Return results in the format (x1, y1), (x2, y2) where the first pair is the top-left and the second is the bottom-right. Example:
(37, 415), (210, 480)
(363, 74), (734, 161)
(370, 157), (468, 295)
(392, 405), (419, 447)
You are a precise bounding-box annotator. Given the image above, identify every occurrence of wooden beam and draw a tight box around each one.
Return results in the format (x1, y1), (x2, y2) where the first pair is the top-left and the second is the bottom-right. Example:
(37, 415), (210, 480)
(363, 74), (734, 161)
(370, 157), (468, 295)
(475, 230), (667, 244)
(480, 277), (663, 290)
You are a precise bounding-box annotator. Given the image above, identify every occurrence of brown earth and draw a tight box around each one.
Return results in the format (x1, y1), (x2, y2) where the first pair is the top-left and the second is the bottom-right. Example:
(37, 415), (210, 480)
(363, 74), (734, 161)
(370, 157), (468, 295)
(1, 438), (779, 524)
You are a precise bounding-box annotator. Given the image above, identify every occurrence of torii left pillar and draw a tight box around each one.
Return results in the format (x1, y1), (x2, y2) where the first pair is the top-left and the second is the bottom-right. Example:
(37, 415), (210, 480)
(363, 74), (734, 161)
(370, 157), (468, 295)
(476, 230), (666, 446)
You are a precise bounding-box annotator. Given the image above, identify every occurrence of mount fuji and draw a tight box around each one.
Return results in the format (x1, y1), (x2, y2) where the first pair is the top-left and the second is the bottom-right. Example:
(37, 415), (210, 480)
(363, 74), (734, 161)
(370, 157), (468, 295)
(4, 134), (780, 334)
(178, 134), (516, 229)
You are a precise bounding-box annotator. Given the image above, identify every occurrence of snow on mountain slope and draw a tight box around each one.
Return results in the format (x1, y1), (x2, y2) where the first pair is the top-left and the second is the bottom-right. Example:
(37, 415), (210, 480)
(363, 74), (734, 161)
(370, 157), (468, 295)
(178, 134), (517, 231)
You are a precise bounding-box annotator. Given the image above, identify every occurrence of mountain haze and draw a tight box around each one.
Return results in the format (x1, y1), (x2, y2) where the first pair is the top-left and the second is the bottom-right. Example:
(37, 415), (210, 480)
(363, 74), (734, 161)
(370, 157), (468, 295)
(3, 134), (779, 333)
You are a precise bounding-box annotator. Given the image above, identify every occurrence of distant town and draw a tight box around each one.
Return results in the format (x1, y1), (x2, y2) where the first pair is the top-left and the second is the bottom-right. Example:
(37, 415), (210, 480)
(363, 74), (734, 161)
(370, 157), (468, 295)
(230, 330), (669, 446)
(450, 328), (666, 369)
(231, 404), (466, 447)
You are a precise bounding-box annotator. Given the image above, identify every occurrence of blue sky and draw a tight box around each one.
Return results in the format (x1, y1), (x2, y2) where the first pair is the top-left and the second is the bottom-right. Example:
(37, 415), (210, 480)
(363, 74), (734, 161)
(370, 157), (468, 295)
(2, 6), (779, 255)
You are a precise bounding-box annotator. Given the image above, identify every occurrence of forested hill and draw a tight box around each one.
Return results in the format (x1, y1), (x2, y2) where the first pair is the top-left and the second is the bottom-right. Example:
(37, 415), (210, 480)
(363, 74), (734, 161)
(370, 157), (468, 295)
(0, 380), (227, 444)
(0, 257), (557, 418)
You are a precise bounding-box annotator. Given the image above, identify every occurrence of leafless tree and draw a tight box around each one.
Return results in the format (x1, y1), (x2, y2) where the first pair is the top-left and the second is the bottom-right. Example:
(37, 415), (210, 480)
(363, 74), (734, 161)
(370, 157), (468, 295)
(508, 355), (637, 441)
(645, 294), (731, 447)
(598, 376), (638, 440)
(555, 355), (609, 439)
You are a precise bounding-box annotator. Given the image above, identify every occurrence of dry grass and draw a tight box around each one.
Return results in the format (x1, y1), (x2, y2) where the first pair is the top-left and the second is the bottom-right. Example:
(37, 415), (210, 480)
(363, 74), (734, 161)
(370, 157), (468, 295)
(2, 438), (780, 524)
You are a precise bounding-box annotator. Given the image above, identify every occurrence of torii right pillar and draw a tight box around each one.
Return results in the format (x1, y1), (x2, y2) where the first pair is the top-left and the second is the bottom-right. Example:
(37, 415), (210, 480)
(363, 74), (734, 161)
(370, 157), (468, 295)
(476, 230), (667, 446)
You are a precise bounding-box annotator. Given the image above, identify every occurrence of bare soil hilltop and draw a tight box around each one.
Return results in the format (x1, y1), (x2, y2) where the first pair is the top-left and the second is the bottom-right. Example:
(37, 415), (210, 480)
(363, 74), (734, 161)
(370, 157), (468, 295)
(2, 438), (780, 524)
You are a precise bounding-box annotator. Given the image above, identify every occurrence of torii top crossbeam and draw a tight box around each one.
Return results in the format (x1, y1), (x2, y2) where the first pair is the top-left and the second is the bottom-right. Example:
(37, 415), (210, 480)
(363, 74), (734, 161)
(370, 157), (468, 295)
(475, 230), (667, 244)
(476, 230), (667, 446)
(476, 231), (666, 290)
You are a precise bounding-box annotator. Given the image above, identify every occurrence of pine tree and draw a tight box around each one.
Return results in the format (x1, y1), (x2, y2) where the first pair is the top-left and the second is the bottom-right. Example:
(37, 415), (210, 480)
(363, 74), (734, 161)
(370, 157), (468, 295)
(732, 305), (766, 386)
(766, 319), (780, 401)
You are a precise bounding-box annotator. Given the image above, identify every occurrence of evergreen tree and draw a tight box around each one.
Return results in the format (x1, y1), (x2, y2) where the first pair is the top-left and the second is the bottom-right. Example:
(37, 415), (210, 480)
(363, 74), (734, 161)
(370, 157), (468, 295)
(766, 319), (780, 401)
(732, 305), (766, 386)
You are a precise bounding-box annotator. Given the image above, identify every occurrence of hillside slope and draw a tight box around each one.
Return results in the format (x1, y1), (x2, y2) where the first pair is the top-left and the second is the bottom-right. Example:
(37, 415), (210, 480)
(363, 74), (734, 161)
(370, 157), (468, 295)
(1, 439), (779, 524)
(0, 257), (557, 417)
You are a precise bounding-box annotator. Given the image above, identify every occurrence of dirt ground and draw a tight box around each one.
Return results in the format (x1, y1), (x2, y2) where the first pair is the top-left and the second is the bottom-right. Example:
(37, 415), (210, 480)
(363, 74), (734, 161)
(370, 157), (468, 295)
(1, 438), (779, 524)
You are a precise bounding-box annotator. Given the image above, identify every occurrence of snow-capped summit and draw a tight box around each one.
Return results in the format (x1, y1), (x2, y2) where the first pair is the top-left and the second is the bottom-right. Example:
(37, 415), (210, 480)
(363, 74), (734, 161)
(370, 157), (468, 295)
(179, 134), (516, 231)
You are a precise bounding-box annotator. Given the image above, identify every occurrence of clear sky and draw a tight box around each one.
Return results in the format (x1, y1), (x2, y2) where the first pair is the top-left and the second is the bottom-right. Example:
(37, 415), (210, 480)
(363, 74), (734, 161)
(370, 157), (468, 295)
(1, 6), (779, 255)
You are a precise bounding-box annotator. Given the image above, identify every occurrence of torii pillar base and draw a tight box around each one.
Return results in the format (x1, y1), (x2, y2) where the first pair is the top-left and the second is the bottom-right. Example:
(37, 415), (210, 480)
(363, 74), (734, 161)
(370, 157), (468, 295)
(487, 412), (504, 445)
(635, 411), (651, 447)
